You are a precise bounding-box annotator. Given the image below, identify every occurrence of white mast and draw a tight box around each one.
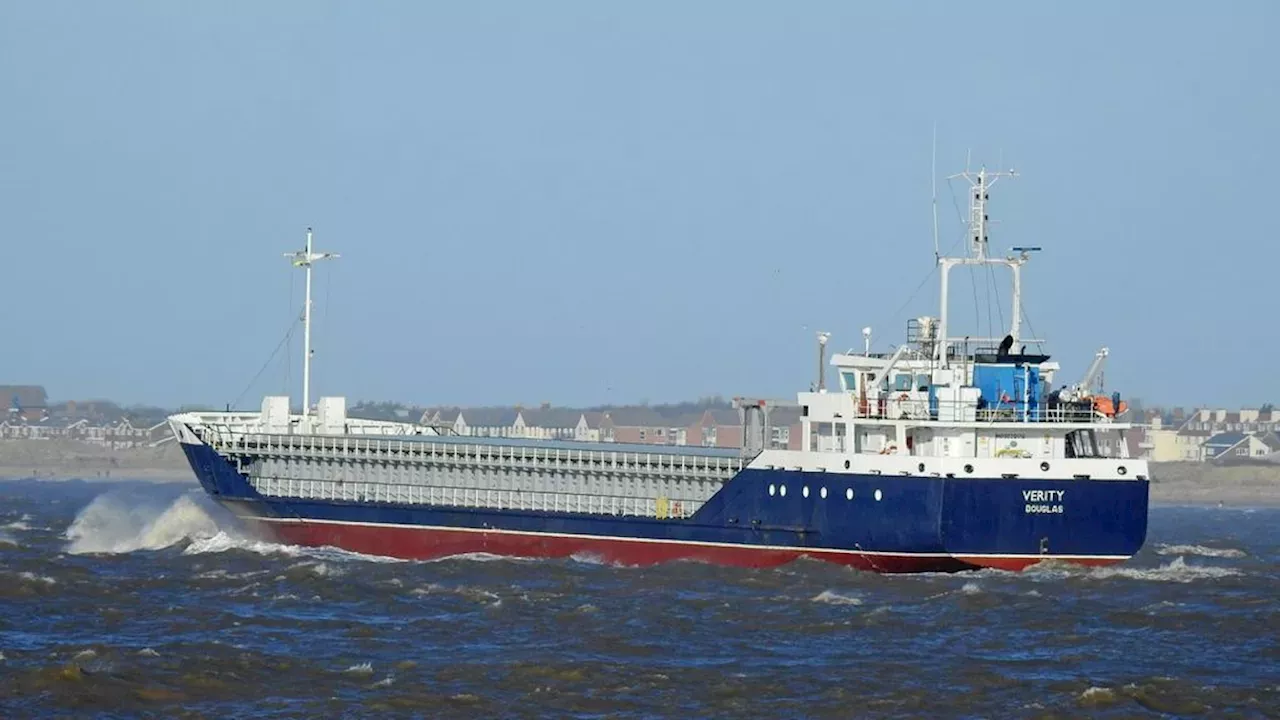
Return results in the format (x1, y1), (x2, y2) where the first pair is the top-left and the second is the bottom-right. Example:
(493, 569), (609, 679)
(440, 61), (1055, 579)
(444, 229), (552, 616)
(935, 164), (1034, 365)
(285, 227), (338, 420)
(955, 165), (1016, 261)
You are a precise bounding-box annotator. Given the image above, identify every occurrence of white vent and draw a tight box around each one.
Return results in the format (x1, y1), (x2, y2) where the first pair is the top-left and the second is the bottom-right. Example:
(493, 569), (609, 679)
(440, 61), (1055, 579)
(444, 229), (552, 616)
(261, 396), (290, 434)
(317, 397), (347, 435)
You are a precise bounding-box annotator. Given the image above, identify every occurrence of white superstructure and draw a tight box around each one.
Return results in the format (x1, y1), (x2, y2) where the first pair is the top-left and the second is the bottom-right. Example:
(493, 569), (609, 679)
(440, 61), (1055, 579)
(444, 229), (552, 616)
(753, 164), (1146, 483)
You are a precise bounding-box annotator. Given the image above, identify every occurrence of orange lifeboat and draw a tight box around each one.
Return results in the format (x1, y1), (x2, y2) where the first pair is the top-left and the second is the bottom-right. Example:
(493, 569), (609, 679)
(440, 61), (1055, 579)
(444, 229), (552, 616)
(1091, 396), (1128, 418)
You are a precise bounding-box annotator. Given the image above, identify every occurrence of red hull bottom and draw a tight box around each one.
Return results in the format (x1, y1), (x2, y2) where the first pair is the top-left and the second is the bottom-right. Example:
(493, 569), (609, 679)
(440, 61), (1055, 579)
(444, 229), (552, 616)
(242, 518), (1129, 574)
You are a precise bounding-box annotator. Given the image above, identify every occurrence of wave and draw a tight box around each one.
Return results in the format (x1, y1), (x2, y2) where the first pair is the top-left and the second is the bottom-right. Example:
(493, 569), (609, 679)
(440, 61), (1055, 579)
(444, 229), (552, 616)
(812, 589), (863, 606)
(64, 491), (228, 554)
(1090, 557), (1242, 583)
(184, 531), (406, 565)
(1155, 544), (1246, 559)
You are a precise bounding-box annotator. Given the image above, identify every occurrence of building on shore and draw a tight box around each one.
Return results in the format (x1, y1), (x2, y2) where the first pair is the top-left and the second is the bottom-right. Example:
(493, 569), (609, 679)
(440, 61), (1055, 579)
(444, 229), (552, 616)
(2, 386), (49, 423)
(1132, 405), (1280, 462)
(0, 416), (169, 449)
(415, 402), (802, 451)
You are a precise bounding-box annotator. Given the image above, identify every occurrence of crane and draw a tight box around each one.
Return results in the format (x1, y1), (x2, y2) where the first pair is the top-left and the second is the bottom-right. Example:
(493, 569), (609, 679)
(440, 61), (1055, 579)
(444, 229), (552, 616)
(1060, 347), (1109, 404)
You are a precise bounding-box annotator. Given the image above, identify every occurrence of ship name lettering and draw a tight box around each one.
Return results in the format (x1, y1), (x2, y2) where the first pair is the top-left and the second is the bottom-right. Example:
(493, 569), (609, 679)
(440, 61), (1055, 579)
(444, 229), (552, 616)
(1022, 489), (1065, 514)
(1022, 489), (1065, 503)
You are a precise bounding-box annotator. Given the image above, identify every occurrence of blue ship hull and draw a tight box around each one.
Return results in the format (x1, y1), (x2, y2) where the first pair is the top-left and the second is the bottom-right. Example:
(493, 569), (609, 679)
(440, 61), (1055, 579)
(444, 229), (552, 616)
(182, 442), (1149, 572)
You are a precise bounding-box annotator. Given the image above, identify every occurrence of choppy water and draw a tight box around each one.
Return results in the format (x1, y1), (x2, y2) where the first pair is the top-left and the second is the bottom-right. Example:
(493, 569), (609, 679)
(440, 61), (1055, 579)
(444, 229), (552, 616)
(0, 479), (1276, 719)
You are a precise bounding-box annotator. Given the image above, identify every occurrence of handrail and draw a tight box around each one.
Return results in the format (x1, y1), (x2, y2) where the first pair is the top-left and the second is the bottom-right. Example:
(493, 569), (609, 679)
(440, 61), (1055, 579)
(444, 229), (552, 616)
(197, 428), (745, 478)
(850, 396), (1119, 424)
(252, 474), (705, 519)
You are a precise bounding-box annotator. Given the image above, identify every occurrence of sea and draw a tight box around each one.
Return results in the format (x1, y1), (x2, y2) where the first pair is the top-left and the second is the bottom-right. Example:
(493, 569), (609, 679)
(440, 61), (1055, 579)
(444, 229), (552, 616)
(0, 479), (1276, 719)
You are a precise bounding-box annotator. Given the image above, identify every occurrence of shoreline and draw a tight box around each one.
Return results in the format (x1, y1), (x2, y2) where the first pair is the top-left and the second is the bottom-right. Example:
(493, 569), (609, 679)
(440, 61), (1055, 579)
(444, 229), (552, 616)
(1, 441), (1274, 508)
(0, 468), (196, 484)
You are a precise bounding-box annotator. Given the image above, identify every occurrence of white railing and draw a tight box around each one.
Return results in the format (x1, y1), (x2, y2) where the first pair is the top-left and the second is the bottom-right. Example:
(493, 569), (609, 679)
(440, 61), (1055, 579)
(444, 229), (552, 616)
(853, 398), (1120, 424)
(195, 430), (744, 480)
(171, 411), (435, 440)
(252, 475), (702, 519)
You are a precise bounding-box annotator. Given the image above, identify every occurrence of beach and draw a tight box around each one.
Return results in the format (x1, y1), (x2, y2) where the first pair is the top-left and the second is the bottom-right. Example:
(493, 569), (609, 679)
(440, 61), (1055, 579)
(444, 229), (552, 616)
(1148, 461), (1280, 508)
(0, 439), (193, 484)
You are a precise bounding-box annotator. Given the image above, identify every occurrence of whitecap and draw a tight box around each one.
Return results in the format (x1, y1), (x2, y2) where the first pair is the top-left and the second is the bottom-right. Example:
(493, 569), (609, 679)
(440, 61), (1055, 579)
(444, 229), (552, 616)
(18, 571), (56, 585)
(1091, 557), (1242, 583)
(1155, 544), (1246, 559)
(812, 590), (863, 606)
(185, 531), (405, 565)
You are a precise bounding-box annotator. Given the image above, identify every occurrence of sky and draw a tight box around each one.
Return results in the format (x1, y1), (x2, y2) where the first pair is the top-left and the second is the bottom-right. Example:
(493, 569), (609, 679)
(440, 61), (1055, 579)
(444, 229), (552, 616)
(1, 2), (1276, 411)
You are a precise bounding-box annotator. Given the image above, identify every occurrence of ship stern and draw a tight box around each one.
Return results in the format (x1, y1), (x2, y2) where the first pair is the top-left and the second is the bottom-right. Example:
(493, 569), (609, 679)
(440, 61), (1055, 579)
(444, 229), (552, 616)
(940, 475), (1149, 571)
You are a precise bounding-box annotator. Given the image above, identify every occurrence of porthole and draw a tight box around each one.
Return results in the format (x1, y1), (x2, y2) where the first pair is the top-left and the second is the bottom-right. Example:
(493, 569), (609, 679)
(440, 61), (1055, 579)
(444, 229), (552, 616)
(1118, 466), (1127, 476)
(918, 463), (925, 473)
(780, 485), (787, 497)
(820, 487), (828, 499)
(964, 464), (974, 474)
(844, 460), (851, 470)
(768, 484), (776, 496)
(874, 489), (883, 501)
(846, 488), (854, 500)
(1040, 461), (1050, 472)
(802, 486), (810, 498)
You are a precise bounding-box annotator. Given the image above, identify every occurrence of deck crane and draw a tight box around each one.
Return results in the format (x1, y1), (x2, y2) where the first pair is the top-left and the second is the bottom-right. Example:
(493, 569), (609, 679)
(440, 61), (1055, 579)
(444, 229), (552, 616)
(1060, 347), (1108, 403)
(1057, 347), (1127, 418)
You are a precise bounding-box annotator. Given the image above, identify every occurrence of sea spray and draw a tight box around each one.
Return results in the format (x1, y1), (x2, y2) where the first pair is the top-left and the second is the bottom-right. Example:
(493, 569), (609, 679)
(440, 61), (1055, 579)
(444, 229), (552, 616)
(64, 490), (235, 554)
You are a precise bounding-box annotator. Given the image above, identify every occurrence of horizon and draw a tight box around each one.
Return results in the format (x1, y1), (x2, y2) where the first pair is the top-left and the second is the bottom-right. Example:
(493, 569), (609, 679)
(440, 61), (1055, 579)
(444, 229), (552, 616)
(10, 388), (1273, 418)
(2, 3), (1276, 410)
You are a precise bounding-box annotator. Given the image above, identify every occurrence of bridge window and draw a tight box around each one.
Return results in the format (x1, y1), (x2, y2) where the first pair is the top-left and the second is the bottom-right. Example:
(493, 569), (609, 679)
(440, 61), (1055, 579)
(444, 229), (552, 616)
(840, 372), (858, 392)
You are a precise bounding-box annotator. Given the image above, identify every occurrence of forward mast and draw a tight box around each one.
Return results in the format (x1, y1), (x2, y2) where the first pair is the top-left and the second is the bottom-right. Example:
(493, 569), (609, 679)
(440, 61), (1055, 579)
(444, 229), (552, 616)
(285, 228), (338, 423)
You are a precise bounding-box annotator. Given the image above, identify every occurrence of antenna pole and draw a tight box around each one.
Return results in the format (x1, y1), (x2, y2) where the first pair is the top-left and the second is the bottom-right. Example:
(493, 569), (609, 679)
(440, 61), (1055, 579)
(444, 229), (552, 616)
(932, 123), (939, 260)
(949, 165), (1017, 261)
(817, 331), (830, 392)
(937, 161), (1020, 364)
(286, 228), (339, 420)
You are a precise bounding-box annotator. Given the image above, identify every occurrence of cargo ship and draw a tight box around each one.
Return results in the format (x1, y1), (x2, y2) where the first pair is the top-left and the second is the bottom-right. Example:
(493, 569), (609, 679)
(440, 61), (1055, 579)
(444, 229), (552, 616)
(169, 164), (1149, 572)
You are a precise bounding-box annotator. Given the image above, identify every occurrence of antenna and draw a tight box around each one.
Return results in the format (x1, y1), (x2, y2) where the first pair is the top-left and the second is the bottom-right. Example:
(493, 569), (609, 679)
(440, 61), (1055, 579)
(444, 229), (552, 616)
(932, 123), (939, 260)
(285, 228), (339, 420)
(816, 331), (830, 392)
(947, 165), (1017, 260)
(935, 157), (1025, 365)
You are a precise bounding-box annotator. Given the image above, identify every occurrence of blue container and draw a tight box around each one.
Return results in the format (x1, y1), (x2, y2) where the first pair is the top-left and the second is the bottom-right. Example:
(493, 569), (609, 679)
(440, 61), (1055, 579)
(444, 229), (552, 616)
(972, 364), (1041, 419)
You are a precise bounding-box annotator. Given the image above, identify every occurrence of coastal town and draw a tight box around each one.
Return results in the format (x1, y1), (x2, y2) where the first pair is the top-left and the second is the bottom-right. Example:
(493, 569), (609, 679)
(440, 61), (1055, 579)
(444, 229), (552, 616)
(3, 383), (1276, 467)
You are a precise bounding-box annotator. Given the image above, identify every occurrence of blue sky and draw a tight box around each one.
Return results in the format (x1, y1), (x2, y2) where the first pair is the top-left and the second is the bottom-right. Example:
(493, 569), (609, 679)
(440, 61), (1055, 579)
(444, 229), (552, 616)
(1, 2), (1275, 410)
